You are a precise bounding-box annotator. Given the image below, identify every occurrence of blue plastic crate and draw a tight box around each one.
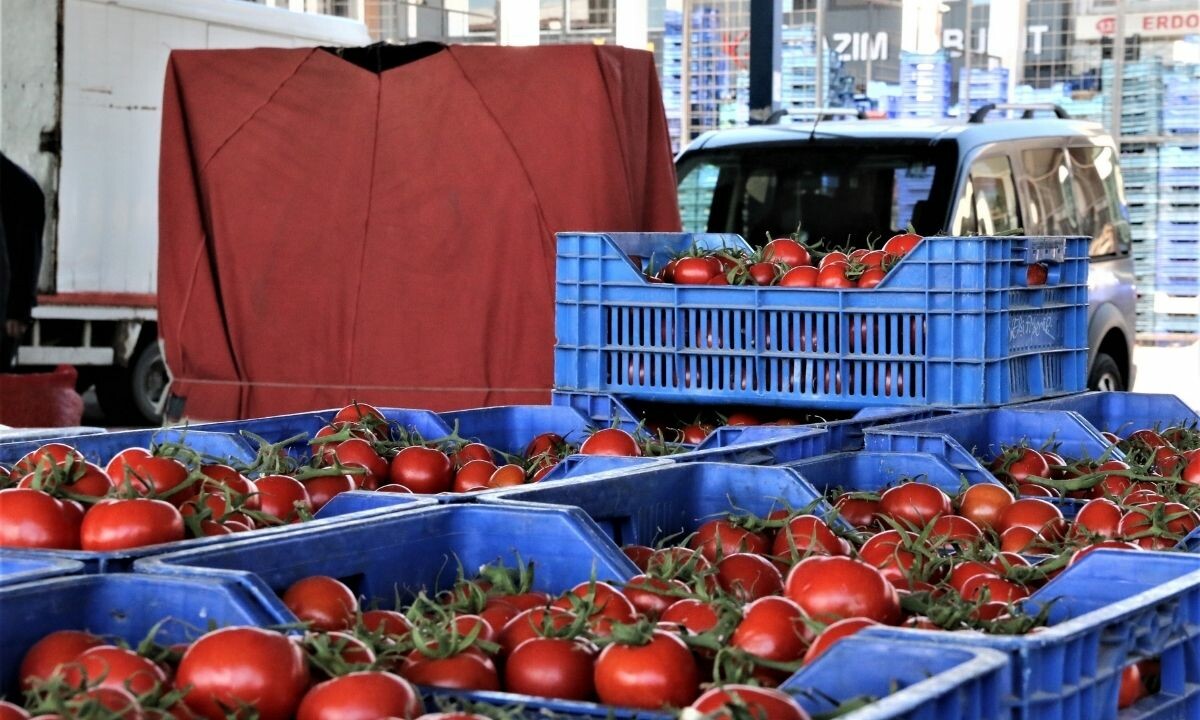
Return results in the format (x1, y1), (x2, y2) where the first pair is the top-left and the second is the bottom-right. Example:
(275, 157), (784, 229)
(784, 450), (999, 499)
(0, 427), (258, 468)
(0, 551), (83, 587)
(783, 637), (1010, 720)
(1022, 391), (1198, 438)
(867, 549), (1200, 720)
(862, 407), (1119, 487)
(0, 426), (105, 445)
(554, 233), (1089, 410)
(0, 574), (282, 697)
(483, 462), (836, 547)
(138, 504), (637, 627)
(0, 488), (434, 574)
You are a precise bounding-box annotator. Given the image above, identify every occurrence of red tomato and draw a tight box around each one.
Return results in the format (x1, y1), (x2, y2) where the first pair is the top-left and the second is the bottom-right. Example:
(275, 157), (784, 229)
(819, 252), (848, 269)
(857, 267), (887, 288)
(17, 461), (113, 501)
(594, 630), (699, 709)
(660, 599), (722, 635)
(303, 474), (356, 511)
(525, 432), (567, 460)
(62, 645), (168, 696)
(959, 574), (1029, 604)
(803, 617), (878, 664)
(256, 475), (312, 524)
(674, 257), (718, 285)
(833, 494), (880, 529)
(553, 581), (637, 627)
(452, 460), (496, 493)
(998, 448), (1051, 484)
(1069, 540), (1141, 566)
(778, 265), (819, 287)
(623, 544), (655, 571)
(19, 630), (103, 691)
(401, 647), (499, 691)
(995, 498), (1063, 535)
(1074, 498), (1123, 539)
(80, 498), (184, 551)
(747, 262), (780, 285)
(498, 607), (577, 657)
(123, 455), (191, 503)
(716, 553), (784, 601)
(333, 439), (389, 490)
(947, 561), (999, 594)
(362, 609), (412, 639)
(389, 447), (453, 494)
(858, 529), (925, 588)
(376, 483), (413, 494)
(1026, 263), (1048, 286)
(956, 484), (1014, 530)
(622, 575), (688, 620)
(730, 596), (812, 669)
(282, 576), (359, 631)
(690, 684), (811, 720)
(14, 444), (85, 477)
(784, 556), (901, 625)
(504, 637), (597, 700)
(0, 489), (81, 549)
(882, 232), (922, 257)
(451, 443), (494, 468)
(333, 402), (387, 428)
(816, 263), (852, 288)
(0, 701), (29, 720)
(1119, 502), (1199, 549)
(772, 515), (848, 558)
(72, 685), (143, 719)
(879, 482), (952, 527)
(763, 239), (810, 267)
(486, 464), (526, 489)
(1118, 663), (1146, 709)
(177, 626), (310, 720)
(580, 428), (641, 457)
(929, 515), (984, 545)
(297, 671), (422, 720)
(691, 519), (769, 562)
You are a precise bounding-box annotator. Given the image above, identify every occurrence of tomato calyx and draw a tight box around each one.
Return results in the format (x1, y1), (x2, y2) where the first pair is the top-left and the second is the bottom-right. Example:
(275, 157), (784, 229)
(302, 631), (378, 678)
(402, 597), (500, 660)
(239, 429), (308, 476)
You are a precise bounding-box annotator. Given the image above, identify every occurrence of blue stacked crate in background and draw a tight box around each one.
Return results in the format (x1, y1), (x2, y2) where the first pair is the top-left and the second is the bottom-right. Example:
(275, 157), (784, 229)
(779, 24), (839, 115)
(661, 10), (683, 150)
(1164, 64), (1200, 134)
(898, 51), (949, 118)
(1102, 58), (1163, 136)
(1122, 143), (1160, 331)
(958, 67), (1008, 115)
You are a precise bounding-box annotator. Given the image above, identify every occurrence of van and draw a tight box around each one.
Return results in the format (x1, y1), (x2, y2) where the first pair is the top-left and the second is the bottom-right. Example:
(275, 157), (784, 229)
(674, 106), (1137, 390)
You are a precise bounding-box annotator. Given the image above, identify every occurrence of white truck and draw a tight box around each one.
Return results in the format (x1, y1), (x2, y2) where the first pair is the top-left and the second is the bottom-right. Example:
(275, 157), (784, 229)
(1, 0), (369, 423)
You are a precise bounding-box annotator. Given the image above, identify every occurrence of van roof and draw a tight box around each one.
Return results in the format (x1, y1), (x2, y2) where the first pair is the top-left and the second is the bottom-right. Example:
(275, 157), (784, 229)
(686, 118), (1113, 154)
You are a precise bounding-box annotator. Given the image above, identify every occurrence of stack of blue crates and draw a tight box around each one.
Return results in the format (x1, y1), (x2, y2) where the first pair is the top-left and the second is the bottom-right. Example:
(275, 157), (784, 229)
(1155, 142), (1200, 336)
(1164, 65), (1200, 135)
(958, 67), (1008, 115)
(779, 24), (839, 114)
(1122, 144), (1161, 331)
(659, 9), (730, 151)
(898, 51), (949, 118)
(1102, 59), (1164, 136)
(659, 12), (683, 151)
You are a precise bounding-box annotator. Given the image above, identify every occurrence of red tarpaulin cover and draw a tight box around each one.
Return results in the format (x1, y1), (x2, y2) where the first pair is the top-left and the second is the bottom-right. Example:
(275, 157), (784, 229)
(159, 44), (681, 420)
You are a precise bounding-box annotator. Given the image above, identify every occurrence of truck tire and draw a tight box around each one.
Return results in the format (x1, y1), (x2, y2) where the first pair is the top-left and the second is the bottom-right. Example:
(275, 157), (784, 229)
(1087, 352), (1124, 392)
(96, 341), (167, 425)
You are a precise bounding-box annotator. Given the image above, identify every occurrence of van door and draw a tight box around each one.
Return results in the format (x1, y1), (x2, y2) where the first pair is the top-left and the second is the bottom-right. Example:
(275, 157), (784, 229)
(948, 154), (1022, 236)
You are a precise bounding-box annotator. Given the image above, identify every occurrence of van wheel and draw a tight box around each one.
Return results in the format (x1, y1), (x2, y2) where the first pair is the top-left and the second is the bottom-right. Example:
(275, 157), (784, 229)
(96, 342), (167, 425)
(1087, 352), (1124, 391)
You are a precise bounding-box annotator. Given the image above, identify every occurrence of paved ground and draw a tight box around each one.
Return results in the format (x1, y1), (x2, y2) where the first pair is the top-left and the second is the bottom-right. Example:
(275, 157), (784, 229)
(1133, 339), (1200, 412)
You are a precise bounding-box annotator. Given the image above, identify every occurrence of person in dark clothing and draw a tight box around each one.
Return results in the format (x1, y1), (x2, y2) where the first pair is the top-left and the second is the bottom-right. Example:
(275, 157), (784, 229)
(0, 152), (45, 369)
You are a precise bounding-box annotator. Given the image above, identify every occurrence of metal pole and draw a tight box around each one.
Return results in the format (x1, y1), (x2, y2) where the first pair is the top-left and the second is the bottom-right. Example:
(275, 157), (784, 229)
(815, 0), (826, 106)
(748, 0), (781, 123)
(682, 0), (692, 141)
(963, 0), (973, 115)
(1111, 0), (1126, 145)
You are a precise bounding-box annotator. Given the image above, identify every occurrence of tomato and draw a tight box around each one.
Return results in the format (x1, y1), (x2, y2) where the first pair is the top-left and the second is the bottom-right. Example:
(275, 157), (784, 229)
(623, 544), (655, 571)
(177, 626), (310, 720)
(333, 439), (389, 490)
(389, 447), (453, 494)
(879, 482), (951, 527)
(80, 498), (184, 551)
(999, 448), (1050, 484)
(779, 265), (819, 288)
(833, 494), (880, 529)
(486, 464), (526, 489)
(929, 515), (984, 545)
(525, 432), (567, 460)
(622, 575), (688, 620)
(0, 488), (81, 549)
(784, 556), (901, 625)
(334, 402), (387, 428)
(730, 596), (812, 671)
(282, 576), (358, 631)
(816, 263), (852, 289)
(18, 461), (113, 500)
(256, 475), (312, 524)
(956, 483), (1013, 530)
(451, 443), (494, 468)
(505, 636), (597, 700)
(947, 561), (999, 594)
(819, 252), (848, 269)
(401, 647), (499, 691)
(580, 428), (640, 457)
(1118, 663), (1146, 709)
(19, 630), (104, 691)
(1088, 460), (1133, 499)
(1073, 498), (1123, 539)
(1119, 502), (1199, 549)
(1070, 540), (1141, 566)
(690, 684), (811, 720)
(498, 607), (576, 657)
(1185, 454), (1200, 487)
(15, 443), (85, 477)
(1152, 447), (1183, 477)
(772, 515), (848, 558)
(123, 455), (191, 503)
(449, 460), (495, 493)
(303, 474), (356, 511)
(376, 483), (413, 494)
(362, 609), (412, 640)
(0, 701), (29, 720)
(716, 553), (784, 601)
(1026, 263), (1048, 286)
(858, 529), (925, 588)
(763, 239), (810, 267)
(62, 645), (168, 695)
(803, 617), (878, 664)
(553, 581), (637, 629)
(691, 519), (769, 562)
(995, 498), (1063, 535)
(747, 262), (779, 286)
(71, 685), (144, 719)
(674, 257), (718, 285)
(857, 267), (886, 288)
(297, 671), (422, 720)
(883, 232), (921, 257)
(959, 574), (1029, 604)
(660, 599), (721, 635)
(594, 630), (699, 709)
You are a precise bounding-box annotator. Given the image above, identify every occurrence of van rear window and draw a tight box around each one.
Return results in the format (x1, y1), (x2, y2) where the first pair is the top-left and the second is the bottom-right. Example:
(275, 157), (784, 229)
(676, 143), (956, 249)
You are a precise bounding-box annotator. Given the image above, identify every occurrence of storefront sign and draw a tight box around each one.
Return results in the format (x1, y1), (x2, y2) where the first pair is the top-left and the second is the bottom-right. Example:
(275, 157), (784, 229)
(1077, 10), (1200, 40)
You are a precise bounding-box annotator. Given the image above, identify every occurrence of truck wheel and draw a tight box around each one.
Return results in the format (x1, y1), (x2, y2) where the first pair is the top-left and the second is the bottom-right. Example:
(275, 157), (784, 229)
(1087, 352), (1124, 392)
(96, 342), (167, 425)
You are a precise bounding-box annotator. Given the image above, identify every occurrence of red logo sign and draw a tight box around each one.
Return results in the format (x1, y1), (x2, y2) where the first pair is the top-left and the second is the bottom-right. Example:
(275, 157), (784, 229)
(1095, 16), (1116, 35)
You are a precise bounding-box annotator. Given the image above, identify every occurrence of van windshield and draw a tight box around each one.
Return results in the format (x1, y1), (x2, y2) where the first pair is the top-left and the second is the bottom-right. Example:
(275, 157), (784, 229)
(676, 141), (957, 250)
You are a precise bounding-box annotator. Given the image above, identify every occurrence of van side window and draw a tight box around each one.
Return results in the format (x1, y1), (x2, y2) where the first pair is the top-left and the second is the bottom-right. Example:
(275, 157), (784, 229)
(678, 161), (723, 232)
(952, 156), (1021, 235)
(1068, 146), (1130, 257)
(1020, 148), (1079, 236)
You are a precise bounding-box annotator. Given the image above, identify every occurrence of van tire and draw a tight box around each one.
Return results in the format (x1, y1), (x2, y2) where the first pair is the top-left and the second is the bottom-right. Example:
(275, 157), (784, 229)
(1087, 352), (1124, 392)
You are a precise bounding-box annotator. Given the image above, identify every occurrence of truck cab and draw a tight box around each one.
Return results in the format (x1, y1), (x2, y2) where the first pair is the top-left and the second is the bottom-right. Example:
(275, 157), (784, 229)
(674, 109), (1137, 391)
